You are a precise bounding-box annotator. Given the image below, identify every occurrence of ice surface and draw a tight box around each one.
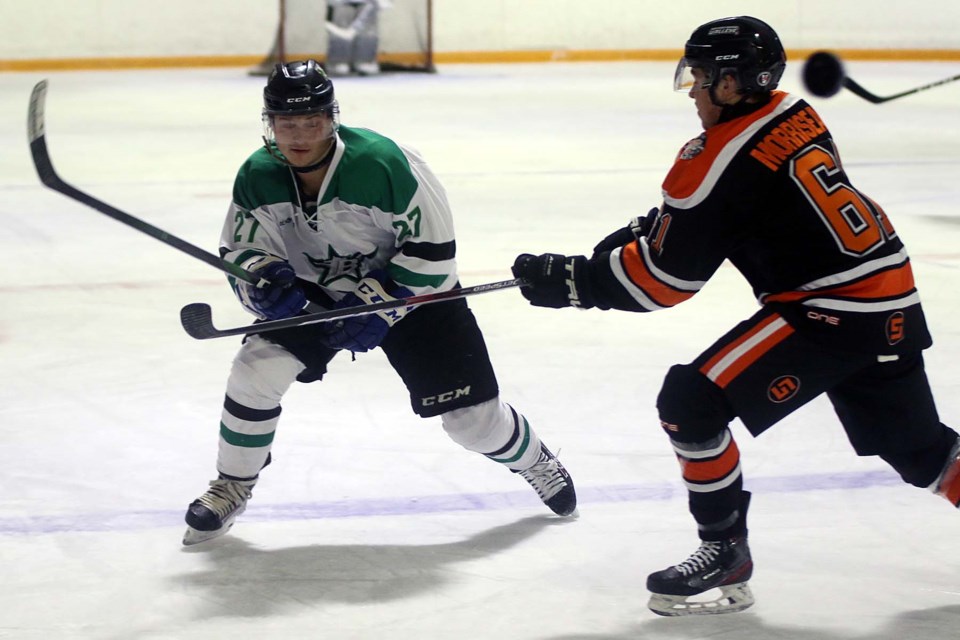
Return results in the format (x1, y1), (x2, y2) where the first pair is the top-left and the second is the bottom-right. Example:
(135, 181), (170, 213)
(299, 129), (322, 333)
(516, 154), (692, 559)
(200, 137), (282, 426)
(2, 61), (959, 639)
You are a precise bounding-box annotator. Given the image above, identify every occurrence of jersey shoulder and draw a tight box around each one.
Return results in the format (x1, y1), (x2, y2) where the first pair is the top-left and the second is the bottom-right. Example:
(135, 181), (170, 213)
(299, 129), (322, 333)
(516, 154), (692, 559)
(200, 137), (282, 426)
(331, 125), (419, 212)
(232, 146), (294, 211)
(662, 92), (809, 208)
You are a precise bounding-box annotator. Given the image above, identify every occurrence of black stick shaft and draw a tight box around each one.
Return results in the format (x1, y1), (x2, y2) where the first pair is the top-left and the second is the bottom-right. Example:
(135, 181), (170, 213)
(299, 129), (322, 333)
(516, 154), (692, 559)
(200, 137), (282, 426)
(180, 278), (527, 340)
(27, 80), (260, 285)
(843, 73), (960, 104)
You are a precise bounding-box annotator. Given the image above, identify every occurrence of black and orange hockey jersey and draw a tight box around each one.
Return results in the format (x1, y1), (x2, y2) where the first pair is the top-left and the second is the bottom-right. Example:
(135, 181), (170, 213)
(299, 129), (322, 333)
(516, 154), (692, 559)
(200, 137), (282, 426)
(584, 91), (931, 355)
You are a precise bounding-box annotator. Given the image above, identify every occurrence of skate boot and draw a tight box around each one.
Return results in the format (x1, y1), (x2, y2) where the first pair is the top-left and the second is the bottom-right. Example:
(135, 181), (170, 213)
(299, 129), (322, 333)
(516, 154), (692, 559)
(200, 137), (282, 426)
(646, 534), (754, 616)
(355, 61), (381, 76)
(514, 443), (577, 516)
(932, 436), (960, 506)
(182, 477), (255, 546)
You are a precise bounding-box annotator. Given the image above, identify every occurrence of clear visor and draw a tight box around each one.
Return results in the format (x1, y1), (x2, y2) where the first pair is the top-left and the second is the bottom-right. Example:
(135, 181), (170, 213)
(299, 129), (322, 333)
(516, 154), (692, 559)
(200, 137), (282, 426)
(673, 59), (713, 92)
(261, 104), (341, 148)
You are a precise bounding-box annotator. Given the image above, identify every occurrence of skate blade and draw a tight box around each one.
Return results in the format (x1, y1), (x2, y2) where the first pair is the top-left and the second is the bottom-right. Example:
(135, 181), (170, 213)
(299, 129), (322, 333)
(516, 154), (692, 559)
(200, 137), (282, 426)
(182, 510), (242, 546)
(648, 582), (755, 617)
(182, 522), (233, 546)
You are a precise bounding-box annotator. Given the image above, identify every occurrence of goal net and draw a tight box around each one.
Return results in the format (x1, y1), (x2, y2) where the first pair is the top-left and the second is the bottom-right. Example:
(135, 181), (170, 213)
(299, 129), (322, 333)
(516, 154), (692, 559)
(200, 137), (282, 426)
(250, 0), (434, 75)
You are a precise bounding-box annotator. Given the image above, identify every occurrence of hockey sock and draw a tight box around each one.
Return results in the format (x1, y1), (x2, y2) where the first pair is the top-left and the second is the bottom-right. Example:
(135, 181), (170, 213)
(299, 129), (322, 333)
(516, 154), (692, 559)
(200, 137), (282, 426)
(441, 399), (541, 471)
(217, 394), (280, 478)
(672, 428), (746, 539)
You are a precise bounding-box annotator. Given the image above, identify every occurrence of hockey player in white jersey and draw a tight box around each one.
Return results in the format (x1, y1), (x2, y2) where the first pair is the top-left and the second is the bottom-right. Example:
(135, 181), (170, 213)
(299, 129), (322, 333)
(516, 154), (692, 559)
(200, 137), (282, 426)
(182, 59), (577, 545)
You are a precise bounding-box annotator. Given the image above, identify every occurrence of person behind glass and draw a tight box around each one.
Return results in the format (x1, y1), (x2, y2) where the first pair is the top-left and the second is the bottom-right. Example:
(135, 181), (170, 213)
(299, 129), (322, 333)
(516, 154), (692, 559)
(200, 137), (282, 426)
(324, 0), (387, 76)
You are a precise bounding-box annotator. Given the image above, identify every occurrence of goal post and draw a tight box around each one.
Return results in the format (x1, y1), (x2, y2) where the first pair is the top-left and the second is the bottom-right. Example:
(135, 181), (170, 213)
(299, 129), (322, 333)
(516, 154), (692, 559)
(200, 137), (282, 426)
(250, 0), (434, 75)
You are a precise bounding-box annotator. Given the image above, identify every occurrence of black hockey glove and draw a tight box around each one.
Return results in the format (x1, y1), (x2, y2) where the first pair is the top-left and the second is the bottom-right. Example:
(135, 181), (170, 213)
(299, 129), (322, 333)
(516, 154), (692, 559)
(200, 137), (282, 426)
(590, 207), (659, 259)
(237, 256), (306, 320)
(512, 253), (594, 309)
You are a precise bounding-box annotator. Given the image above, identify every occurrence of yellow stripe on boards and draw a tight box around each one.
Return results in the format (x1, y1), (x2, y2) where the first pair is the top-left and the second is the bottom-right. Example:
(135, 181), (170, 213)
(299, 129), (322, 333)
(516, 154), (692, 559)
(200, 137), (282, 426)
(2, 49), (960, 72)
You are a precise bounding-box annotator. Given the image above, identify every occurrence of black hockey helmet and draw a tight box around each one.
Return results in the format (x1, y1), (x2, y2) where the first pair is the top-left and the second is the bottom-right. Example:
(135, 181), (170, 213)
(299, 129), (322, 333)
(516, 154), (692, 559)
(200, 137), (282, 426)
(261, 59), (340, 171)
(263, 59), (337, 116)
(675, 16), (786, 94)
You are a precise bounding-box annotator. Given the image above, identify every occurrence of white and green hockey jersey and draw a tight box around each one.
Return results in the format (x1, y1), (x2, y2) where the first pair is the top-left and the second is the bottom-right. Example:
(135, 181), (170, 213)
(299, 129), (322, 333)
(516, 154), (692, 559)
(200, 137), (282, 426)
(220, 125), (458, 309)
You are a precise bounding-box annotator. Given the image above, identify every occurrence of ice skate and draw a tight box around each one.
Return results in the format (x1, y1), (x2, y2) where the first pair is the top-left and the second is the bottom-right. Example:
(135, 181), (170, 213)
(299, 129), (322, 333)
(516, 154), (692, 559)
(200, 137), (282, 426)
(646, 535), (754, 616)
(325, 62), (352, 77)
(355, 61), (381, 76)
(515, 443), (577, 516)
(932, 437), (960, 506)
(182, 477), (255, 546)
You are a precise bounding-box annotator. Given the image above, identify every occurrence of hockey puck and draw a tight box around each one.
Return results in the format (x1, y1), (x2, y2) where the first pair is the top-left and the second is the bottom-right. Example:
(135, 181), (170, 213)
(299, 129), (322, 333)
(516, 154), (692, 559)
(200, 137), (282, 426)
(802, 51), (845, 98)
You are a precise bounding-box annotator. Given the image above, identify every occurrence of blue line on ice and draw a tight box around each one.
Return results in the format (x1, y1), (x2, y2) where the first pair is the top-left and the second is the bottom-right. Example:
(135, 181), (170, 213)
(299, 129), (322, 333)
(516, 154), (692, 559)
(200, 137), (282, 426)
(0, 469), (901, 536)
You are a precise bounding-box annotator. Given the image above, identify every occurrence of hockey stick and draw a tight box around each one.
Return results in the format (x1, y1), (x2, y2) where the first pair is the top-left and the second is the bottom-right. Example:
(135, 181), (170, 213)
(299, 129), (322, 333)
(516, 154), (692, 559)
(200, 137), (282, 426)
(803, 52), (960, 104)
(180, 277), (527, 340)
(27, 80), (263, 287)
(843, 74), (960, 104)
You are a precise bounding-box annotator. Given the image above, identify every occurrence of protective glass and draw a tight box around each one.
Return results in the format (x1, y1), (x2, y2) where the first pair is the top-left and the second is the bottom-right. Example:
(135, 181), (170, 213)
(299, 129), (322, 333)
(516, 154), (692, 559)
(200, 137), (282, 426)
(673, 59), (713, 92)
(261, 104), (340, 148)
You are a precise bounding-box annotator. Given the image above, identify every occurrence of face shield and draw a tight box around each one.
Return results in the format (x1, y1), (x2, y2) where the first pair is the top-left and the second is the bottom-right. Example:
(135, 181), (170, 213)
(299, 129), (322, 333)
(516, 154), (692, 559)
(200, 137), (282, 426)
(261, 103), (341, 155)
(673, 58), (714, 92)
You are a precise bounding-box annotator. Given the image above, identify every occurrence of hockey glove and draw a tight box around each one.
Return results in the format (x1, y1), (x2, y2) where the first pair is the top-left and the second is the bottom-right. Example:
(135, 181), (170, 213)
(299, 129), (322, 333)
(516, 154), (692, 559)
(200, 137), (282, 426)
(590, 207), (659, 258)
(236, 256), (306, 320)
(512, 253), (594, 309)
(324, 272), (414, 352)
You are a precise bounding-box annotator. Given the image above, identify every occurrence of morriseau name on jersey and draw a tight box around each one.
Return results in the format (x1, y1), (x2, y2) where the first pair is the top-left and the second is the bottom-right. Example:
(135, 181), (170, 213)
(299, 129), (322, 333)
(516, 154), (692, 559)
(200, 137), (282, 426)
(748, 106), (828, 172)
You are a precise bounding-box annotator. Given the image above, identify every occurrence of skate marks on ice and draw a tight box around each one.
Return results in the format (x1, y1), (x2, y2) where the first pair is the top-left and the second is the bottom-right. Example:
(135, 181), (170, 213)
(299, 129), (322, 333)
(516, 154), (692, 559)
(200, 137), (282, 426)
(542, 604), (960, 640)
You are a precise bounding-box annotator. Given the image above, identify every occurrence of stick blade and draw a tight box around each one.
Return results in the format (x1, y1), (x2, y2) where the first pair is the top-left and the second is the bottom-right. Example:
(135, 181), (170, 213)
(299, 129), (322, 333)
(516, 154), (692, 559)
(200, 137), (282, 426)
(28, 80), (47, 142)
(27, 79), (64, 188)
(179, 303), (221, 340)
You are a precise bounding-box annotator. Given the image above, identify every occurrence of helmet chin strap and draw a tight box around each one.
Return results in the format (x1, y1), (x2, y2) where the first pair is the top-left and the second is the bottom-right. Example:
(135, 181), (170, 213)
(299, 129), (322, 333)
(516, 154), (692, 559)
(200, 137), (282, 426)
(706, 69), (734, 107)
(705, 72), (770, 123)
(707, 84), (725, 107)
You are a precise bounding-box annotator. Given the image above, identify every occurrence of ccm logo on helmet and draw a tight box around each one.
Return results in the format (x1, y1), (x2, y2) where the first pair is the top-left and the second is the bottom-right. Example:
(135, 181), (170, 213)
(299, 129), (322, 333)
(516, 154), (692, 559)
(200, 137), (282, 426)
(716, 54), (740, 60)
(286, 96), (312, 103)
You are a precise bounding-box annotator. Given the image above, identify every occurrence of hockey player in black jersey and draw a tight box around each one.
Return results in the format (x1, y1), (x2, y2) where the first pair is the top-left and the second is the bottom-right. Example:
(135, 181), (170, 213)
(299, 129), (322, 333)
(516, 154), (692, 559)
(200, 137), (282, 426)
(513, 16), (960, 616)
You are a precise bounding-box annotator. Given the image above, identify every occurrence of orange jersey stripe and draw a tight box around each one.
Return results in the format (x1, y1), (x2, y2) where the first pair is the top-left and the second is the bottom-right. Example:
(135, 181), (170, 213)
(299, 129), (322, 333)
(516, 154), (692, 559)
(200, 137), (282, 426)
(679, 439), (741, 483)
(663, 92), (789, 201)
(620, 241), (697, 307)
(713, 321), (795, 388)
(763, 262), (917, 305)
(700, 314), (783, 377)
(700, 314), (795, 389)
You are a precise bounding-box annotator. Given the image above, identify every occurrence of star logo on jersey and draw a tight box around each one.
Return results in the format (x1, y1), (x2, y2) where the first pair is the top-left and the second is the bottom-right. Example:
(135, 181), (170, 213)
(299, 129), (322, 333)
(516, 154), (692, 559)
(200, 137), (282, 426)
(679, 134), (706, 160)
(303, 246), (377, 287)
